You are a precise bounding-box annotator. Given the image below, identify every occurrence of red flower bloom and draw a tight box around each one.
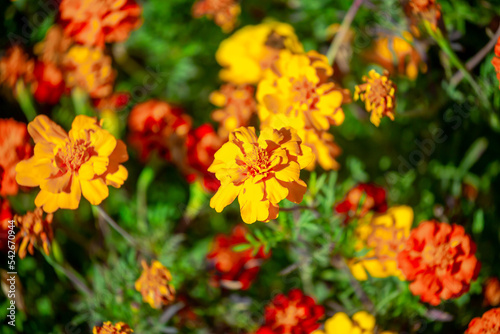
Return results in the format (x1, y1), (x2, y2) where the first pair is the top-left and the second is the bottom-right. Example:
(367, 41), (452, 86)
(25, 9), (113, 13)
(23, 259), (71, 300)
(59, 0), (142, 48)
(207, 225), (270, 290)
(492, 36), (500, 89)
(94, 92), (130, 111)
(465, 308), (500, 334)
(258, 289), (324, 334)
(397, 221), (480, 305)
(335, 183), (387, 222)
(484, 277), (500, 307)
(185, 124), (222, 192)
(128, 100), (192, 162)
(0, 198), (13, 254)
(0, 119), (33, 196)
(32, 61), (65, 104)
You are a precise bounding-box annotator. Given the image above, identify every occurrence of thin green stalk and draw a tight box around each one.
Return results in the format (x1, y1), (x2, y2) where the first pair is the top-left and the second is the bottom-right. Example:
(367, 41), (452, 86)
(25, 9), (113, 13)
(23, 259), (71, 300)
(137, 166), (156, 233)
(15, 80), (37, 121)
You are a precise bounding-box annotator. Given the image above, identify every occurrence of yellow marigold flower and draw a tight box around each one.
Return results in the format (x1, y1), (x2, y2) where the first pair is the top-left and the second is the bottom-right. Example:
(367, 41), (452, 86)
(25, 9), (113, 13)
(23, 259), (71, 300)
(63, 45), (116, 98)
(14, 208), (53, 259)
(312, 311), (395, 334)
(135, 260), (175, 309)
(348, 206), (413, 281)
(210, 84), (256, 138)
(93, 321), (133, 334)
(354, 70), (396, 127)
(216, 21), (303, 84)
(208, 126), (314, 224)
(15, 115), (128, 213)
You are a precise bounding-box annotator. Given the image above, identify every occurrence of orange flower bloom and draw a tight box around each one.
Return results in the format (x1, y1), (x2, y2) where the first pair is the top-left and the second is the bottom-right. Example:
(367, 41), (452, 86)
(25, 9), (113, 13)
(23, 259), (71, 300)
(135, 260), (175, 309)
(0, 119), (33, 196)
(32, 61), (65, 104)
(335, 183), (387, 222)
(15, 115), (129, 213)
(59, 0), (142, 48)
(34, 25), (72, 65)
(397, 221), (480, 305)
(14, 208), (54, 259)
(63, 45), (116, 98)
(404, 0), (441, 34)
(492, 36), (500, 89)
(128, 100), (192, 162)
(93, 321), (133, 334)
(354, 70), (396, 127)
(484, 278), (500, 307)
(0, 198), (13, 254)
(257, 289), (324, 334)
(0, 46), (34, 90)
(192, 0), (240, 33)
(208, 127), (314, 224)
(210, 84), (256, 138)
(465, 308), (500, 334)
(207, 225), (270, 290)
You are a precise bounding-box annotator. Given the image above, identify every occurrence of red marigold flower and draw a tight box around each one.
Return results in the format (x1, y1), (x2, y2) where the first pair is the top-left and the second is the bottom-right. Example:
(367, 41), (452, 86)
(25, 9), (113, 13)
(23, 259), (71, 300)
(184, 124), (222, 193)
(93, 321), (134, 334)
(0, 46), (34, 90)
(128, 100), (192, 162)
(0, 119), (33, 196)
(0, 198), (13, 254)
(14, 208), (54, 259)
(335, 183), (387, 222)
(397, 221), (481, 305)
(59, 0), (142, 48)
(258, 289), (324, 334)
(94, 92), (130, 111)
(465, 308), (500, 334)
(484, 278), (500, 307)
(492, 36), (500, 89)
(207, 225), (270, 290)
(32, 61), (65, 104)
(192, 0), (240, 33)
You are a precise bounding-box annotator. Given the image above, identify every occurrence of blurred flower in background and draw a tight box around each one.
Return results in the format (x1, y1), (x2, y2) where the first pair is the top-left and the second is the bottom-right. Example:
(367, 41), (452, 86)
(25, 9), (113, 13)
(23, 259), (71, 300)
(465, 308), (500, 334)
(135, 260), (176, 309)
(492, 36), (500, 89)
(93, 321), (134, 334)
(14, 208), (54, 259)
(312, 311), (395, 334)
(192, 0), (241, 33)
(0, 198), (13, 254)
(0, 46), (34, 92)
(484, 277), (500, 307)
(335, 183), (387, 222)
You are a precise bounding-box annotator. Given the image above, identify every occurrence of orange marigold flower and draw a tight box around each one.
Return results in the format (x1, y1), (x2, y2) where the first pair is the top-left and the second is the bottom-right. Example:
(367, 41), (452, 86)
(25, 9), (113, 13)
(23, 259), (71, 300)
(403, 0), (441, 34)
(185, 124), (222, 192)
(59, 0), (142, 48)
(14, 208), (54, 259)
(128, 100), (192, 162)
(354, 70), (396, 127)
(0, 198), (13, 254)
(397, 221), (481, 306)
(210, 84), (256, 138)
(335, 183), (387, 223)
(492, 36), (500, 89)
(216, 21), (304, 84)
(484, 278), (500, 307)
(32, 61), (65, 105)
(257, 289), (324, 334)
(465, 308), (500, 334)
(0, 46), (34, 90)
(135, 260), (175, 309)
(207, 225), (270, 290)
(0, 119), (33, 197)
(192, 0), (240, 33)
(93, 321), (134, 334)
(15, 115), (129, 213)
(34, 25), (72, 65)
(63, 45), (116, 98)
(208, 127), (314, 224)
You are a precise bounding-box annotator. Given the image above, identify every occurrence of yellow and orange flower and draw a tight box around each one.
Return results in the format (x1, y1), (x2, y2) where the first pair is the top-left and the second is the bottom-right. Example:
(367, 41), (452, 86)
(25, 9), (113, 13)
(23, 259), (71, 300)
(312, 311), (395, 334)
(404, 0), (441, 34)
(59, 0), (142, 48)
(348, 206), (413, 281)
(93, 321), (133, 334)
(354, 70), (396, 127)
(63, 45), (116, 98)
(34, 25), (72, 66)
(192, 0), (240, 33)
(0, 46), (34, 90)
(465, 308), (500, 334)
(208, 126), (314, 224)
(210, 84), (256, 138)
(14, 208), (54, 259)
(135, 260), (175, 309)
(0, 119), (33, 196)
(484, 277), (500, 307)
(216, 21), (303, 84)
(15, 115), (128, 213)
(397, 221), (480, 305)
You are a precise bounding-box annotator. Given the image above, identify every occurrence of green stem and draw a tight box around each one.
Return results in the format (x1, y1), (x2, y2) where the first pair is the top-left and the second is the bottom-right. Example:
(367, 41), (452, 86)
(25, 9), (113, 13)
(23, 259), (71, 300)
(137, 166), (156, 233)
(43, 251), (93, 297)
(15, 80), (37, 121)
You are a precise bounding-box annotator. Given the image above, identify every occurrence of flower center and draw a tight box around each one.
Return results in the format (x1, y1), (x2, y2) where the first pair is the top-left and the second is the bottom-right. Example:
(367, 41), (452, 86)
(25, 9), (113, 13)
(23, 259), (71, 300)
(422, 243), (454, 269)
(274, 302), (304, 329)
(244, 146), (271, 177)
(56, 139), (96, 172)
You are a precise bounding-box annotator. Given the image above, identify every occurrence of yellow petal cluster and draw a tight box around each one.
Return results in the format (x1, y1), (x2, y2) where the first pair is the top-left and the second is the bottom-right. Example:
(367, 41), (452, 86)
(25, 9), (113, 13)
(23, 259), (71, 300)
(93, 321), (133, 334)
(312, 311), (395, 334)
(216, 21), (303, 84)
(135, 260), (176, 309)
(348, 206), (414, 280)
(208, 126), (314, 224)
(15, 115), (128, 213)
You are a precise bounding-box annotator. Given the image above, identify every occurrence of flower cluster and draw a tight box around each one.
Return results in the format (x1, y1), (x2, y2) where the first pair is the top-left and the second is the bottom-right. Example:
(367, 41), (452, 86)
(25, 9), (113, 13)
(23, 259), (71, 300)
(465, 308), (500, 334)
(397, 221), (480, 305)
(208, 127), (314, 224)
(192, 0), (241, 32)
(93, 321), (134, 334)
(14, 208), (54, 259)
(335, 183), (388, 222)
(312, 311), (395, 334)
(135, 260), (176, 309)
(207, 225), (270, 290)
(15, 115), (129, 213)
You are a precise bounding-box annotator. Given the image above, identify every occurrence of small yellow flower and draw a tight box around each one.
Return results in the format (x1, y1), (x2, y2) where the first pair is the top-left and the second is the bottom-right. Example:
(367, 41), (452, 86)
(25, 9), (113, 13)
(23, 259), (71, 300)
(348, 206), (414, 281)
(135, 260), (175, 309)
(354, 70), (396, 127)
(93, 321), (133, 334)
(312, 311), (395, 334)
(14, 208), (53, 259)
(15, 115), (129, 213)
(208, 126), (314, 224)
